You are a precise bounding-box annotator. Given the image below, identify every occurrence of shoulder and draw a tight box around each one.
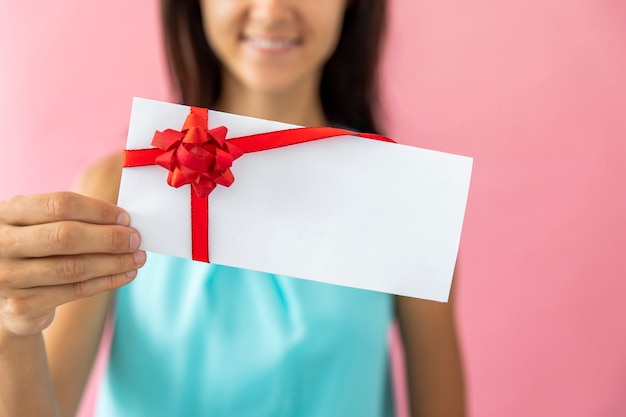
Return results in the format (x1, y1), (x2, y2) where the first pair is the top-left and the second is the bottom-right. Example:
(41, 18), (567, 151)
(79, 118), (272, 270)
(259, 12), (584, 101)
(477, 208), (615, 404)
(73, 151), (123, 204)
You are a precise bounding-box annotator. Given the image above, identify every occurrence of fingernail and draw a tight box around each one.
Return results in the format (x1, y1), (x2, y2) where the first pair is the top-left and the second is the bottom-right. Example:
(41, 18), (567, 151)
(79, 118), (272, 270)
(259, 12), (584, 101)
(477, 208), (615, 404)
(126, 270), (137, 279)
(134, 250), (146, 265)
(117, 211), (130, 226)
(130, 232), (140, 250)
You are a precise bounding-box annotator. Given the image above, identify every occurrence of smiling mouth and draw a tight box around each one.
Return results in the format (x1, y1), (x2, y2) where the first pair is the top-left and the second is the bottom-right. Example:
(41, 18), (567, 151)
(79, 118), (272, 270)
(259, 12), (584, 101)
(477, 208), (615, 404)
(241, 35), (301, 51)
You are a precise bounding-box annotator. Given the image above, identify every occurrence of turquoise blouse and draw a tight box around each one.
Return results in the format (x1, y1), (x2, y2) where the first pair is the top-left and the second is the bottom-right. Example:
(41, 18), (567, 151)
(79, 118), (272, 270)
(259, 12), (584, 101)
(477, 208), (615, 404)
(95, 253), (394, 416)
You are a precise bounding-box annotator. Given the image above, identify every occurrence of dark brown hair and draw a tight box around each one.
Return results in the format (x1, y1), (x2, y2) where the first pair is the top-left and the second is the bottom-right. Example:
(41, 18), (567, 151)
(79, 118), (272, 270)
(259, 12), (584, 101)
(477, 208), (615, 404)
(160, 0), (387, 133)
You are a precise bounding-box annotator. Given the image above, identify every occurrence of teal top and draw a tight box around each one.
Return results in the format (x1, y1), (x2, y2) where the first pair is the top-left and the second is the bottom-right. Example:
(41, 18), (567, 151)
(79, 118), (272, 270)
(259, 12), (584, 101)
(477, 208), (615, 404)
(95, 253), (394, 416)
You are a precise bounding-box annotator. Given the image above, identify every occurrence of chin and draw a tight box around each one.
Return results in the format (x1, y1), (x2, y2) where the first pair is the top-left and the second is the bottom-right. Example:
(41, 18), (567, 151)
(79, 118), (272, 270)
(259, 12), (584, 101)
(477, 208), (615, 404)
(242, 75), (310, 97)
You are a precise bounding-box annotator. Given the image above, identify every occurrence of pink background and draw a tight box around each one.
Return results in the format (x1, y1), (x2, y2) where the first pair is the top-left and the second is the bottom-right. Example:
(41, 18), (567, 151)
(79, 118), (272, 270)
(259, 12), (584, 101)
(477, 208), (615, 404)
(1, 1), (625, 416)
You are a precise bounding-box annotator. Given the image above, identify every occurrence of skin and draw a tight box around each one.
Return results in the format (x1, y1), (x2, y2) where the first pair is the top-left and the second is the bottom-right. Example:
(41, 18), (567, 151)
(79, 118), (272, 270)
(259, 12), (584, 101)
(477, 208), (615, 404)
(0, 1), (465, 416)
(200, 0), (345, 125)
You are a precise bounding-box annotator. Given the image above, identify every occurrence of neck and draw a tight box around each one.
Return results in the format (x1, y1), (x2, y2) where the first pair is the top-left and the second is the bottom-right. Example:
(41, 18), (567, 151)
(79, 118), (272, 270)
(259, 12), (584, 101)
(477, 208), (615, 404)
(215, 74), (327, 127)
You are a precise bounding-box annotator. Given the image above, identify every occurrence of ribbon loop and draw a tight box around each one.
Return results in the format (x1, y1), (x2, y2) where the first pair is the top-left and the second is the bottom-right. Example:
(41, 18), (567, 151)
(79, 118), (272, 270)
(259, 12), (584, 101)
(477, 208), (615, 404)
(149, 107), (242, 198)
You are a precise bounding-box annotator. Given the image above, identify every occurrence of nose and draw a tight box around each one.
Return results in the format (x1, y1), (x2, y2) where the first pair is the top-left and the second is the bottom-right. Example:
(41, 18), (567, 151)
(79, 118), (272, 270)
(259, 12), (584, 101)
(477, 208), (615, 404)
(248, 0), (294, 24)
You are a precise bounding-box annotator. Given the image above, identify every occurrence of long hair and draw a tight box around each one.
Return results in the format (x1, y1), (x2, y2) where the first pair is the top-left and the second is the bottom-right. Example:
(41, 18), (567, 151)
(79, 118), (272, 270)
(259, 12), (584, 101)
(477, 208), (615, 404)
(160, 0), (387, 133)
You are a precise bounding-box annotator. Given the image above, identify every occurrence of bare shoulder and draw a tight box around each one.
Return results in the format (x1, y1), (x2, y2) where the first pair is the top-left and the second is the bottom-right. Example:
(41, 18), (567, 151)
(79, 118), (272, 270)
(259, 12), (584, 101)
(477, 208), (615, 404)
(396, 295), (456, 328)
(73, 151), (123, 204)
(396, 265), (461, 329)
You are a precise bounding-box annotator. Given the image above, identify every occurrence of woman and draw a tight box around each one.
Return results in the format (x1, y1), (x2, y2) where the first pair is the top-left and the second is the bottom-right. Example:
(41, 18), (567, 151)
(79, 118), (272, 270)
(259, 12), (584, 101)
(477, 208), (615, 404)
(0, 0), (465, 416)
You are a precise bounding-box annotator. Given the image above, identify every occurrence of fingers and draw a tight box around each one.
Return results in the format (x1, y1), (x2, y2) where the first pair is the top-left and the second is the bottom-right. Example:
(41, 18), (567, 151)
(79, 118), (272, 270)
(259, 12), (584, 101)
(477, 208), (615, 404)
(1, 222), (141, 258)
(0, 250), (146, 336)
(1, 251), (147, 289)
(1, 272), (138, 336)
(0, 192), (144, 337)
(0, 192), (128, 227)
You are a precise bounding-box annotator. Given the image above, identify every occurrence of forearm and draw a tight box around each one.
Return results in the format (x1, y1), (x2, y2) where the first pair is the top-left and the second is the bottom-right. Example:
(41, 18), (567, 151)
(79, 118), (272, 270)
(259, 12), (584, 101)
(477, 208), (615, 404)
(0, 330), (60, 417)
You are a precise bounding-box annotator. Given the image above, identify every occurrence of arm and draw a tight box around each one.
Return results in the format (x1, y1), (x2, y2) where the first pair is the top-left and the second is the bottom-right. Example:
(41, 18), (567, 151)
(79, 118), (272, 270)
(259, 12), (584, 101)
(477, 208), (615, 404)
(395, 275), (466, 417)
(0, 153), (145, 417)
(45, 153), (132, 416)
(0, 332), (60, 417)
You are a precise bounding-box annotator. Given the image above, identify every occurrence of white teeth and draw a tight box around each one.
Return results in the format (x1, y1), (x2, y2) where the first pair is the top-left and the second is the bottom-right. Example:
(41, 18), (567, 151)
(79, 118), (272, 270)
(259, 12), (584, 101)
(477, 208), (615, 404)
(247, 37), (297, 50)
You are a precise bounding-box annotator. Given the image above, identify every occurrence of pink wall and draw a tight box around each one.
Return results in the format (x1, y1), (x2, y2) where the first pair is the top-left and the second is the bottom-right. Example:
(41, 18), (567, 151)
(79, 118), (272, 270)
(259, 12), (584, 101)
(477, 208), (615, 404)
(382, 1), (626, 415)
(1, 1), (625, 416)
(0, 2), (171, 197)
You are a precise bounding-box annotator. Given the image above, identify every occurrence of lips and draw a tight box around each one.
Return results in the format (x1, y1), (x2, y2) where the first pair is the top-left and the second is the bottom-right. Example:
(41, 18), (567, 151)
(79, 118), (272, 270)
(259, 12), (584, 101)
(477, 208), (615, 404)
(241, 35), (301, 51)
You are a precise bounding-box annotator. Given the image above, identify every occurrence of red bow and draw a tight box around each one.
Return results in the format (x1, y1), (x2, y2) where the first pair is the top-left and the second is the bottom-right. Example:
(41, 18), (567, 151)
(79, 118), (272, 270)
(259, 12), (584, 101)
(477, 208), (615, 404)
(152, 108), (243, 198)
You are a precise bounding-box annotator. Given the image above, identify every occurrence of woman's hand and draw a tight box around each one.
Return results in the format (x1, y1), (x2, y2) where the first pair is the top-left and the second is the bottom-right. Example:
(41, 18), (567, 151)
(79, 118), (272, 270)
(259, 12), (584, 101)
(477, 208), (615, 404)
(0, 192), (146, 338)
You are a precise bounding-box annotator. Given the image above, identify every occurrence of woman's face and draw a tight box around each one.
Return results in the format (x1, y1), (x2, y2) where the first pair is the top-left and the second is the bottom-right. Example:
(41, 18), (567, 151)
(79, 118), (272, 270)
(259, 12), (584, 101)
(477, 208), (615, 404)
(200, 0), (349, 96)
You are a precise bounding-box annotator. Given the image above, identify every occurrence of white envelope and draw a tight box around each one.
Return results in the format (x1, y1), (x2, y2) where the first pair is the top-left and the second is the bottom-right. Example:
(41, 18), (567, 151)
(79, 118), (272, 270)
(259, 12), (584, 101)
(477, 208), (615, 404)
(118, 98), (473, 302)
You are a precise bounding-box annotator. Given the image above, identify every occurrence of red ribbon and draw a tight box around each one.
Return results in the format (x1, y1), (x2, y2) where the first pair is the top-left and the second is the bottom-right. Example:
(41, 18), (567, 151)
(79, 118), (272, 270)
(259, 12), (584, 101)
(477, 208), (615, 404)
(123, 106), (394, 263)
